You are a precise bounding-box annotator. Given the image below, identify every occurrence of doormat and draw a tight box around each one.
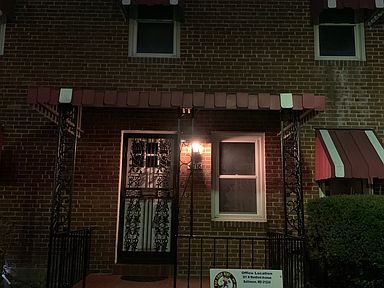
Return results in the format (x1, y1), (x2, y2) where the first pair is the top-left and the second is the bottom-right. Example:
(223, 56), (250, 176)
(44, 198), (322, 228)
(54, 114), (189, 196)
(121, 275), (168, 282)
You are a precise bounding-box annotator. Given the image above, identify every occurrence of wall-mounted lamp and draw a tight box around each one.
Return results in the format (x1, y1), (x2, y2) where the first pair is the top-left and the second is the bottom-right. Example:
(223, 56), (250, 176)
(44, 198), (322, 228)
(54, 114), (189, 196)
(190, 141), (203, 170)
(191, 142), (202, 154)
(181, 140), (203, 170)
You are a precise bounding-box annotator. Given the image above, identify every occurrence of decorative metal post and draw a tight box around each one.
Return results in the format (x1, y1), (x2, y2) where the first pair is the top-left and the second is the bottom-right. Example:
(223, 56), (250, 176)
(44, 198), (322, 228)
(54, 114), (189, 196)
(177, 107), (195, 288)
(50, 104), (79, 234)
(46, 104), (79, 288)
(178, 107), (194, 236)
(281, 110), (305, 236)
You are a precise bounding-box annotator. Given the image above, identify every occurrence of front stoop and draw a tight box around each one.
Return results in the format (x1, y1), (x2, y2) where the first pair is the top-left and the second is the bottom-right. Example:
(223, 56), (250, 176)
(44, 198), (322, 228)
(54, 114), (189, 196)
(74, 274), (211, 288)
(113, 264), (172, 281)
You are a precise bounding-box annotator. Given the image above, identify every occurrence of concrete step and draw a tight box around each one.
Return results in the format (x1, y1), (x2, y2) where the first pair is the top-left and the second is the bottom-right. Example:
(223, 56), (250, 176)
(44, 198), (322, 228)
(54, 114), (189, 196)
(113, 264), (172, 281)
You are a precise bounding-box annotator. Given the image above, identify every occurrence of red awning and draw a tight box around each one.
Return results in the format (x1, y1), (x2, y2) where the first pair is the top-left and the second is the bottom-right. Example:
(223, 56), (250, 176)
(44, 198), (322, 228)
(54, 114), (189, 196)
(122, 0), (178, 5)
(311, 0), (384, 18)
(315, 129), (384, 180)
(0, 0), (15, 16)
(27, 87), (326, 111)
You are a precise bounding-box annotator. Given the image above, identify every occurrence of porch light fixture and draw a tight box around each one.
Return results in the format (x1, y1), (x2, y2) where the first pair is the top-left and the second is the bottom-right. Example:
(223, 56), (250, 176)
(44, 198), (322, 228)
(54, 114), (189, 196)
(190, 142), (202, 170)
(191, 142), (202, 154)
(180, 140), (203, 170)
(180, 139), (203, 154)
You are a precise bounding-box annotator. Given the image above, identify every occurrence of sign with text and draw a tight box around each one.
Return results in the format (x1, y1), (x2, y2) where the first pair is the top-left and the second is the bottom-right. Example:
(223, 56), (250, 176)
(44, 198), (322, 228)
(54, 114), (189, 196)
(210, 269), (283, 288)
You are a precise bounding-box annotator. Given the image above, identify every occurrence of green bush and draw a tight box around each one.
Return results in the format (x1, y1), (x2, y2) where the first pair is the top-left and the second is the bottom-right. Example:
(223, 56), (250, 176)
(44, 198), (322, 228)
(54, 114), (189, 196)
(306, 195), (384, 288)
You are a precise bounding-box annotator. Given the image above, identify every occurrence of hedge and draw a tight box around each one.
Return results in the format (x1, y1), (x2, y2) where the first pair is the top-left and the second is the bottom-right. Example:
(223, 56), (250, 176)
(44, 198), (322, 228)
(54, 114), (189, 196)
(306, 195), (384, 288)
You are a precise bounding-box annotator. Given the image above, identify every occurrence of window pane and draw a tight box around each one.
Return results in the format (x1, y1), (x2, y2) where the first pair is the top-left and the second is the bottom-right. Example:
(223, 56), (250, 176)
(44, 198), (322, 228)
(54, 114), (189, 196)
(219, 179), (256, 213)
(220, 143), (255, 175)
(137, 22), (174, 54)
(319, 26), (355, 56)
(146, 142), (158, 154)
(146, 156), (158, 167)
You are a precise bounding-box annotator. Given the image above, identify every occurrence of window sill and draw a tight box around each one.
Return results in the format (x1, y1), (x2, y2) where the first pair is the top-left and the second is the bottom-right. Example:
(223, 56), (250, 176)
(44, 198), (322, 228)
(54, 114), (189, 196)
(314, 59), (366, 67)
(315, 54), (366, 61)
(130, 52), (179, 58)
(211, 219), (268, 230)
(127, 56), (181, 65)
(212, 215), (267, 223)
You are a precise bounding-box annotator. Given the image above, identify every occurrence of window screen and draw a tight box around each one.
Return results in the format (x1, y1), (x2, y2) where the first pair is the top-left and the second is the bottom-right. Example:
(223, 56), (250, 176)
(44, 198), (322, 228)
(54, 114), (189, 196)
(315, 8), (364, 60)
(219, 179), (257, 213)
(220, 143), (255, 175)
(137, 22), (174, 54)
(212, 133), (266, 221)
(218, 142), (257, 214)
(319, 26), (356, 56)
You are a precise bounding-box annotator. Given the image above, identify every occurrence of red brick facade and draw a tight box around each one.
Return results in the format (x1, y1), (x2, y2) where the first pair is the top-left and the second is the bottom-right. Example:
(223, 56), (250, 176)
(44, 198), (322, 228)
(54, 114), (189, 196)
(1, 0), (383, 275)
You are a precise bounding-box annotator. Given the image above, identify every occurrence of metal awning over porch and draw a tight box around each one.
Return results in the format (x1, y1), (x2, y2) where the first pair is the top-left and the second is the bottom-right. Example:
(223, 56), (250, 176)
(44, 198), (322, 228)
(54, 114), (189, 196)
(315, 129), (384, 181)
(27, 87), (325, 111)
(28, 86), (321, 238)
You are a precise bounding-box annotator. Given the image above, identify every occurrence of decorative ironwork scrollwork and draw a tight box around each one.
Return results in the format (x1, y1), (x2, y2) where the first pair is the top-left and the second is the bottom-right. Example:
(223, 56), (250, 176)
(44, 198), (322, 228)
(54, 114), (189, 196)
(123, 196), (141, 252)
(153, 197), (170, 252)
(50, 105), (79, 234)
(123, 137), (174, 252)
(281, 110), (305, 236)
(158, 139), (172, 172)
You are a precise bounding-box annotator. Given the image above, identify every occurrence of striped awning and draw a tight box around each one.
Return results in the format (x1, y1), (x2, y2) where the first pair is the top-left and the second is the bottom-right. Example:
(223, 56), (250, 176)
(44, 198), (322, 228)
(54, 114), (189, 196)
(311, 0), (384, 17)
(315, 129), (384, 180)
(27, 87), (326, 111)
(0, 0), (15, 16)
(121, 0), (178, 5)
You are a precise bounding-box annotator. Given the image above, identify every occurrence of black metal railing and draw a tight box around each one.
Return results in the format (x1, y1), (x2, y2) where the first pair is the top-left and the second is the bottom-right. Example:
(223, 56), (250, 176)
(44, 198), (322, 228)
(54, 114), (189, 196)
(267, 232), (306, 288)
(175, 233), (306, 288)
(46, 228), (92, 288)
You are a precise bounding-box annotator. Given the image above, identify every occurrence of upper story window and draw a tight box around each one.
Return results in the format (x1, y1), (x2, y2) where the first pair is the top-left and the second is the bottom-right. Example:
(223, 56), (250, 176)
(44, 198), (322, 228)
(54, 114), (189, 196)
(314, 9), (365, 61)
(212, 132), (266, 222)
(129, 6), (180, 58)
(0, 15), (5, 55)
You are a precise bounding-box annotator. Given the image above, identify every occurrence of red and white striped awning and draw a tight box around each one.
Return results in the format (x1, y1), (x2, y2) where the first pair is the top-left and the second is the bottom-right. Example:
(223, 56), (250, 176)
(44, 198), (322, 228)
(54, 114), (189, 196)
(315, 129), (384, 180)
(311, 0), (384, 18)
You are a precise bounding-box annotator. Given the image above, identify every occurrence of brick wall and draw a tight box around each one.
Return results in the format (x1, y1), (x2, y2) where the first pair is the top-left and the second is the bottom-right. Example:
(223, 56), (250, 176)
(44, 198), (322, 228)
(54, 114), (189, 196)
(1, 0), (383, 274)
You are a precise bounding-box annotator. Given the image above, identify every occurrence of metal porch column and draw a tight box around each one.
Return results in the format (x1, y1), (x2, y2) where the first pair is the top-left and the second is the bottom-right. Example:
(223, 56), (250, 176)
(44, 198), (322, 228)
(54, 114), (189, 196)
(280, 110), (305, 236)
(46, 104), (80, 288)
(175, 107), (194, 288)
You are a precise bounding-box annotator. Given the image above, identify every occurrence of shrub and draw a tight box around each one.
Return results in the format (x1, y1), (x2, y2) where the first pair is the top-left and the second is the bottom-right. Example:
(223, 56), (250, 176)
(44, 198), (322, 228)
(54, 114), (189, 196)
(306, 195), (384, 288)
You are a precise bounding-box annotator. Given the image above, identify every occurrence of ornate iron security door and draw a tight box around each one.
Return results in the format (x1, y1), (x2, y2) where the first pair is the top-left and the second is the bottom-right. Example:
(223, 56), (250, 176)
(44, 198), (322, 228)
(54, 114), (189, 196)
(117, 132), (178, 264)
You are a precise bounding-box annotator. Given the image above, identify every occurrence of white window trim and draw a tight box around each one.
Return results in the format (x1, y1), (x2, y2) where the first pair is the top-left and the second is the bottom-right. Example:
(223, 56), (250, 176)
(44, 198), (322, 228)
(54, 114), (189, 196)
(314, 21), (366, 61)
(0, 16), (6, 55)
(128, 17), (180, 58)
(211, 132), (266, 222)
